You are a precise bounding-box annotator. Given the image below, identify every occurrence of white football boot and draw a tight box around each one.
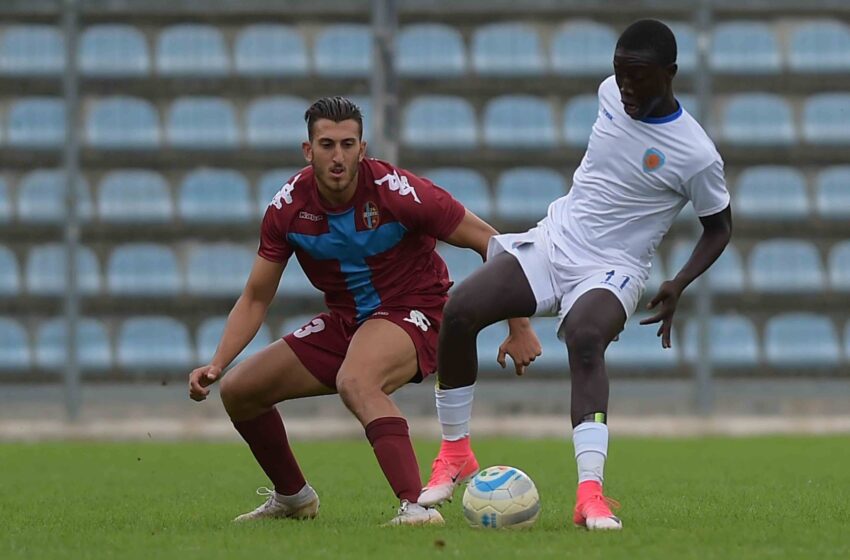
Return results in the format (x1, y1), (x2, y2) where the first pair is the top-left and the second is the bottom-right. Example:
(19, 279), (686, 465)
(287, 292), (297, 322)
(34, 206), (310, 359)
(233, 484), (319, 522)
(385, 500), (445, 526)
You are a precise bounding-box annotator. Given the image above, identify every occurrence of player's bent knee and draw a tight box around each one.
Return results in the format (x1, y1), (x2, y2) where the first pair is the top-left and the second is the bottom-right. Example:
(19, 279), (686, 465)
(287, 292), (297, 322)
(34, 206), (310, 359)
(564, 327), (607, 367)
(442, 293), (484, 335)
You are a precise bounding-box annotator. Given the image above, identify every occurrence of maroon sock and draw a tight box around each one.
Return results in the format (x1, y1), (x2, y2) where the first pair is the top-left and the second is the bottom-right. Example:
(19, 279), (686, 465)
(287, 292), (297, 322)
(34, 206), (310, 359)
(232, 408), (306, 496)
(365, 417), (422, 504)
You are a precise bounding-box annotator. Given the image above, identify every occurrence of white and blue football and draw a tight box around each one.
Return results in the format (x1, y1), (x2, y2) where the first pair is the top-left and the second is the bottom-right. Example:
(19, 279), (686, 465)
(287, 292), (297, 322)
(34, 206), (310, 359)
(462, 465), (540, 529)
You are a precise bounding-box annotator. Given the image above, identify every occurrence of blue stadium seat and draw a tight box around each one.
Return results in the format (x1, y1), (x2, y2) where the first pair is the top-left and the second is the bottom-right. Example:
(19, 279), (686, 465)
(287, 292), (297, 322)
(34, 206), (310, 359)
(117, 316), (193, 371)
(530, 317), (567, 373)
(815, 166), (850, 220)
(234, 24), (308, 77)
(710, 22), (781, 74)
(0, 318), (30, 371)
(765, 313), (840, 368)
(606, 314), (680, 370)
(735, 166), (809, 220)
(397, 24), (466, 77)
(563, 95), (598, 148)
(178, 168), (252, 223)
(245, 96), (308, 148)
(748, 240), (824, 293)
(551, 21), (616, 76)
(0, 245), (20, 297)
(167, 97), (239, 149)
(402, 96), (477, 149)
(802, 94), (850, 145)
(720, 94), (795, 146)
(85, 97), (160, 149)
(828, 241), (850, 292)
(0, 177), (10, 223)
(669, 241), (745, 294)
(79, 24), (150, 77)
(424, 168), (492, 220)
(107, 244), (181, 296)
(156, 24), (228, 77)
(185, 244), (253, 296)
(257, 168), (301, 216)
(0, 25), (63, 76)
(17, 170), (93, 223)
(667, 23), (696, 75)
(437, 243), (482, 286)
(788, 21), (850, 73)
(98, 170), (173, 223)
(477, 321), (508, 369)
(280, 258), (320, 298)
(471, 23), (545, 76)
(683, 315), (759, 368)
(483, 96), (556, 148)
(26, 244), (101, 296)
(197, 317), (273, 364)
(314, 25), (372, 77)
(495, 167), (565, 221)
(7, 97), (65, 148)
(35, 317), (112, 371)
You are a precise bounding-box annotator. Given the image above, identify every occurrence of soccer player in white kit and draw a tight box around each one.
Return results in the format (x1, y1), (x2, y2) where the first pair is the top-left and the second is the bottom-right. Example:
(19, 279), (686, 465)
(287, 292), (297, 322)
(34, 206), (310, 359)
(418, 20), (733, 530)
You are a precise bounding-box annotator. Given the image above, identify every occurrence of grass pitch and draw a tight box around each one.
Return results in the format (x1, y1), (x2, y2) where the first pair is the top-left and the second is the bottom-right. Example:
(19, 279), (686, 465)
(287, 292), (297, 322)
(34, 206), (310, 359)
(2, 437), (849, 559)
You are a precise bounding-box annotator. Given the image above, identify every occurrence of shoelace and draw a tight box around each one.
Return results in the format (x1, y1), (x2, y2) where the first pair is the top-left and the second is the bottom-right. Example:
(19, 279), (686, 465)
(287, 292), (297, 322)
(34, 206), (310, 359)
(253, 487), (278, 512)
(396, 499), (411, 516)
(583, 493), (621, 515)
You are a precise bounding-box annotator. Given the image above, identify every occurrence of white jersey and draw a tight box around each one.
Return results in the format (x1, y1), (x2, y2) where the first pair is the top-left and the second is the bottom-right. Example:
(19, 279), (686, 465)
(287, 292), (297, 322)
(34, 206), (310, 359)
(545, 75), (730, 281)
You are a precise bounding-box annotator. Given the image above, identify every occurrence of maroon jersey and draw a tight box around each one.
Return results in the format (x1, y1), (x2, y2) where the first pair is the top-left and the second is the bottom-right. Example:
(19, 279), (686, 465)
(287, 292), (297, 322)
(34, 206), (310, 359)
(259, 158), (466, 324)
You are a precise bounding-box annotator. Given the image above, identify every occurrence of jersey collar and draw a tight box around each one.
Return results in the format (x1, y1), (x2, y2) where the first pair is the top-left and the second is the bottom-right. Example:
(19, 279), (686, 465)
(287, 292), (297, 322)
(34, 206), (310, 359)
(640, 100), (682, 125)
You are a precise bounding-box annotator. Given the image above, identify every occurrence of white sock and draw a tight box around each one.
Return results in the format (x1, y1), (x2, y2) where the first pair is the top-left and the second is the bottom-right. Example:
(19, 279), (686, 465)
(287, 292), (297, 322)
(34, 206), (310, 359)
(573, 422), (608, 484)
(435, 384), (475, 441)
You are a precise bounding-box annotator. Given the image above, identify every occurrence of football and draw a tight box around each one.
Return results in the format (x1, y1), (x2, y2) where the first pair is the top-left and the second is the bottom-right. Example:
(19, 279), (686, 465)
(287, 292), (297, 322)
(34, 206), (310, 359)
(462, 466), (540, 529)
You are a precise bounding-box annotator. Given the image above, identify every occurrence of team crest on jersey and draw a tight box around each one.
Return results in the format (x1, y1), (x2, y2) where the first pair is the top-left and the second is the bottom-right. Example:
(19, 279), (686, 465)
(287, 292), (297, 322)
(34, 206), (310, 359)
(642, 148), (666, 173)
(362, 201), (380, 229)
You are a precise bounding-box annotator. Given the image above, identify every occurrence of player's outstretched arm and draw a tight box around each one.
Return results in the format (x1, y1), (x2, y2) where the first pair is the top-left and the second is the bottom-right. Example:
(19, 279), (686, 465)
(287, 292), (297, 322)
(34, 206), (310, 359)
(641, 204), (732, 348)
(189, 256), (285, 401)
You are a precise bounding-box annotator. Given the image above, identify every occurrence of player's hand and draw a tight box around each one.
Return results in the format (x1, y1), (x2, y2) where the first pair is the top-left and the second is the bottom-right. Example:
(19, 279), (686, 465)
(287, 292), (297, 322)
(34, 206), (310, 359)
(189, 364), (223, 402)
(497, 318), (542, 376)
(639, 280), (684, 349)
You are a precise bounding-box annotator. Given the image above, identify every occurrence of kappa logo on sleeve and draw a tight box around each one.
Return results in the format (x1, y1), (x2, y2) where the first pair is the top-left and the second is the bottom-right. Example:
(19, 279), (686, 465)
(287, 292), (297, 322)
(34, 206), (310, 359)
(269, 173), (301, 209)
(374, 171), (421, 204)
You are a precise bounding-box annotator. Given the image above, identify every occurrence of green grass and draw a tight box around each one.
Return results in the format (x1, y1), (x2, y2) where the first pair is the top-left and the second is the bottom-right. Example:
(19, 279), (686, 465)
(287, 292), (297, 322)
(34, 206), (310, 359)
(2, 437), (849, 559)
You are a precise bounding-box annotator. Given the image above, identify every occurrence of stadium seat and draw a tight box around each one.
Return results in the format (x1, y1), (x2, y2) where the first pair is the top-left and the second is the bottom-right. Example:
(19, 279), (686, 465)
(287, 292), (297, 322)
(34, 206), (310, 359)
(402, 96), (477, 149)
(437, 243), (482, 286)
(788, 20), (850, 73)
(815, 166), (850, 220)
(667, 23), (696, 75)
(234, 24), (308, 77)
(734, 166), (810, 220)
(720, 94), (795, 146)
(476, 321), (508, 370)
(764, 313), (840, 368)
(79, 24), (150, 77)
(828, 241), (850, 291)
(606, 314), (680, 370)
(34, 317), (112, 371)
(683, 314), (759, 368)
(530, 317), (567, 373)
(0, 177), (10, 223)
(748, 240), (824, 293)
(26, 244), (101, 296)
(0, 245), (20, 296)
(245, 96), (309, 148)
(423, 168), (492, 220)
(669, 241), (745, 293)
(483, 96), (556, 148)
(563, 95), (598, 148)
(257, 168), (301, 216)
(551, 20), (616, 76)
(7, 97), (65, 148)
(710, 22), (781, 74)
(0, 25), (63, 75)
(117, 316), (193, 371)
(495, 167), (565, 221)
(345, 95), (372, 140)
(85, 97), (160, 149)
(471, 23), (545, 76)
(314, 25), (372, 77)
(185, 244), (253, 296)
(197, 317), (273, 364)
(107, 244), (181, 296)
(156, 24), (228, 77)
(167, 97), (239, 149)
(280, 257), (320, 298)
(802, 94), (850, 145)
(396, 24), (466, 77)
(178, 168), (252, 223)
(0, 318), (30, 371)
(16, 170), (93, 223)
(98, 170), (173, 223)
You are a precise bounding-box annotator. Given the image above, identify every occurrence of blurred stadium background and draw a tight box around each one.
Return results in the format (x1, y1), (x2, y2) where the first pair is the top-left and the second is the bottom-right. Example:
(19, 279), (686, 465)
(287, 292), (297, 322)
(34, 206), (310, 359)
(2, 0), (850, 439)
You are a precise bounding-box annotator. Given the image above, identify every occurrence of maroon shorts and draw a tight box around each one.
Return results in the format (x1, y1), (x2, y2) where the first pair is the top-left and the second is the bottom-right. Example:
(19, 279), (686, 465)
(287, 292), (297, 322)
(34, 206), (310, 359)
(282, 303), (443, 390)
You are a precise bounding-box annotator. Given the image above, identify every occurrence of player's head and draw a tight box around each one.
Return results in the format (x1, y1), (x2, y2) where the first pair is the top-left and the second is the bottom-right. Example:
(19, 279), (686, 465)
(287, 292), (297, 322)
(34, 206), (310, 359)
(303, 96), (367, 196)
(613, 19), (678, 120)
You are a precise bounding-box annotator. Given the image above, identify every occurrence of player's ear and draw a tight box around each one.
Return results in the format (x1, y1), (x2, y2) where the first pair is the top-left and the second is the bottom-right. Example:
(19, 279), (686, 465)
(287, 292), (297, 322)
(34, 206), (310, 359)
(666, 63), (678, 80)
(302, 140), (313, 163)
(358, 140), (367, 161)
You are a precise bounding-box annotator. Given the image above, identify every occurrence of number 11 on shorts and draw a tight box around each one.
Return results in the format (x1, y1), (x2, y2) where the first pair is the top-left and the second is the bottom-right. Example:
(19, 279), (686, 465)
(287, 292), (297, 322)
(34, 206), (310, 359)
(603, 270), (630, 291)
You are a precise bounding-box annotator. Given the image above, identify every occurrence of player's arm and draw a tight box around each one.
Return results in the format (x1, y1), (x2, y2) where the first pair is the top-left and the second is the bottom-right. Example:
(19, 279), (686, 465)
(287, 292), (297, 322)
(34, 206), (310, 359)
(443, 208), (498, 259)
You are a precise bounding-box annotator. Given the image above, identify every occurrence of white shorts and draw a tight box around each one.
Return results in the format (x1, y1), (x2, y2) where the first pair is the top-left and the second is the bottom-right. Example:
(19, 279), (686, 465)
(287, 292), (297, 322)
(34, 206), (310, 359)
(487, 225), (645, 339)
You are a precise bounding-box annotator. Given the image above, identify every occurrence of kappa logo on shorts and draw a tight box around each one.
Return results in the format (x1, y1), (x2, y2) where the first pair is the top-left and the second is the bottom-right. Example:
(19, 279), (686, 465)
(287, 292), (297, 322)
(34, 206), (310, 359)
(402, 310), (431, 332)
(642, 148), (666, 173)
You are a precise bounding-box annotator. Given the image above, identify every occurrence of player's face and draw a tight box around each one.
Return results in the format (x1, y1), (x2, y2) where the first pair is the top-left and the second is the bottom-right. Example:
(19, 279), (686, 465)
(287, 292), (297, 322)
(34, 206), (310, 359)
(303, 118), (366, 199)
(613, 48), (675, 120)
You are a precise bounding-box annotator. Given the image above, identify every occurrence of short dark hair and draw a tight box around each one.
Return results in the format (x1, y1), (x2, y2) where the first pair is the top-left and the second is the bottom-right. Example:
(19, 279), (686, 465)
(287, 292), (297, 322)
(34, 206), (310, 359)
(304, 96), (363, 140)
(616, 19), (677, 66)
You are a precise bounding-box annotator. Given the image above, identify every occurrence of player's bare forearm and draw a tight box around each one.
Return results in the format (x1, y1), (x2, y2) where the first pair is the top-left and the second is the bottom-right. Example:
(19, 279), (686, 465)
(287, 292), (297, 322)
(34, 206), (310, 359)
(444, 209), (499, 260)
(671, 205), (732, 291)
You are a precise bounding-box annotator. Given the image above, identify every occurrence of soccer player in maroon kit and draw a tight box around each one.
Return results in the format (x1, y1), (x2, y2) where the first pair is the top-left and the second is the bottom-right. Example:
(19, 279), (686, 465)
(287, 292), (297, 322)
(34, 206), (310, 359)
(188, 97), (541, 525)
